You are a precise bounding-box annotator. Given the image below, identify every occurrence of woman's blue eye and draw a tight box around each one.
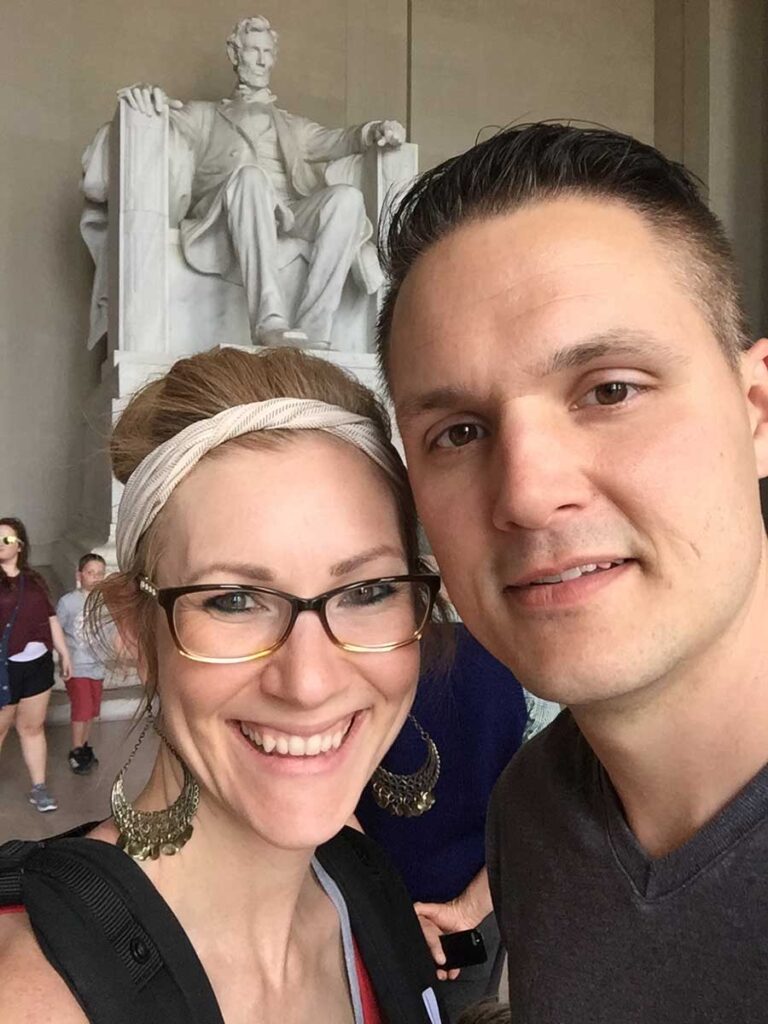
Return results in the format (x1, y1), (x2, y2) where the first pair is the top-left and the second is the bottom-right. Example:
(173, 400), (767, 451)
(340, 584), (394, 607)
(204, 592), (258, 614)
(434, 423), (488, 449)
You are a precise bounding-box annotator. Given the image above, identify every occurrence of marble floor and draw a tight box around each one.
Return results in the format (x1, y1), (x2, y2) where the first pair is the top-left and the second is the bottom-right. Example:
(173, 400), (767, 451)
(0, 718), (158, 842)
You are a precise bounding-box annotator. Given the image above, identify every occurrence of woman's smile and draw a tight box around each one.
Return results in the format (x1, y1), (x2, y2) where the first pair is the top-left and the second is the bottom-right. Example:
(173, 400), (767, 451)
(230, 709), (367, 775)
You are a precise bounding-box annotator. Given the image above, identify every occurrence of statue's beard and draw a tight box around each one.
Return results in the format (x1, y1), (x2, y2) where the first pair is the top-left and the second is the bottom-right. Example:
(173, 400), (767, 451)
(237, 64), (272, 90)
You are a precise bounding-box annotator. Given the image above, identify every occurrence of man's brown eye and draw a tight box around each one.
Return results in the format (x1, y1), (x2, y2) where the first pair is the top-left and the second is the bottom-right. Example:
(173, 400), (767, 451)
(448, 424), (480, 447)
(594, 382), (629, 405)
(434, 422), (489, 449)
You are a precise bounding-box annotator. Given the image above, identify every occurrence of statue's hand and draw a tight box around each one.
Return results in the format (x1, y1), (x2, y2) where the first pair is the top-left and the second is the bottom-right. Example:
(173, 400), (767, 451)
(275, 201), (295, 233)
(117, 83), (184, 116)
(367, 119), (406, 149)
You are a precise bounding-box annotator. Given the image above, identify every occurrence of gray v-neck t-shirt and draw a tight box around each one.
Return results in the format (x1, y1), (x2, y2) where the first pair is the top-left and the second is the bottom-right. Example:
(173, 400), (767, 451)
(487, 709), (768, 1023)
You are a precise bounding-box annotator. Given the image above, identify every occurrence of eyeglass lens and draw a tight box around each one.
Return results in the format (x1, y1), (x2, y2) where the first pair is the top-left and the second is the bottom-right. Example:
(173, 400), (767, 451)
(172, 580), (432, 659)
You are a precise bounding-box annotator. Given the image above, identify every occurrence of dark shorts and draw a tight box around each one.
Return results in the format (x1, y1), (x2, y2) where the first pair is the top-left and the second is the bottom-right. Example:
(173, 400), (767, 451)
(6, 651), (55, 705)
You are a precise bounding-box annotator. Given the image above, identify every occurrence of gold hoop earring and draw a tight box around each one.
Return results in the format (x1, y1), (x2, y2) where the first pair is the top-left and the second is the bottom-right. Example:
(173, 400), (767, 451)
(111, 709), (200, 861)
(371, 715), (440, 817)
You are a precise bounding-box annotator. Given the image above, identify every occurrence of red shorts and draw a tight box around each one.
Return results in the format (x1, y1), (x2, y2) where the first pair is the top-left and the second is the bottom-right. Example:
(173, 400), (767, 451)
(65, 677), (103, 722)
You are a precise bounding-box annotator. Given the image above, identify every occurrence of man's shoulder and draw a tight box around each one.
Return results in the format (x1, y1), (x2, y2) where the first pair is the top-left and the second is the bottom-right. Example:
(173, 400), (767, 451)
(491, 708), (590, 808)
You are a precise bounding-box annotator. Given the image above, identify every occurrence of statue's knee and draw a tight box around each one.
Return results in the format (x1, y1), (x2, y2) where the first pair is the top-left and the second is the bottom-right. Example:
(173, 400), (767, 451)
(327, 184), (365, 219)
(227, 164), (272, 198)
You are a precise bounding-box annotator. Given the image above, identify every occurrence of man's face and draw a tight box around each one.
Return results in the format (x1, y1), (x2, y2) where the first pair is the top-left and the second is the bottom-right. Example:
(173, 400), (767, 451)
(236, 30), (276, 90)
(389, 196), (768, 707)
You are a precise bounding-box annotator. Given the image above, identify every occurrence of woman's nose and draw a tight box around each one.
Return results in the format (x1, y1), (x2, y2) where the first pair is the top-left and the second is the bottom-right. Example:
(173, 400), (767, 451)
(259, 609), (349, 708)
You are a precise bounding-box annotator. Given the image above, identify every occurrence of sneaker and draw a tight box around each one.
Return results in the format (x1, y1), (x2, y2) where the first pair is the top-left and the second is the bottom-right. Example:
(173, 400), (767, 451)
(29, 784), (58, 812)
(83, 743), (99, 768)
(68, 747), (90, 774)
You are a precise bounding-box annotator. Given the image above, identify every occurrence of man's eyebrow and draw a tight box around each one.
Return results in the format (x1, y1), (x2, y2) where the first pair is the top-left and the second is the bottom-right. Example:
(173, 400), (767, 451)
(396, 386), (478, 423)
(329, 545), (405, 578)
(536, 330), (688, 375)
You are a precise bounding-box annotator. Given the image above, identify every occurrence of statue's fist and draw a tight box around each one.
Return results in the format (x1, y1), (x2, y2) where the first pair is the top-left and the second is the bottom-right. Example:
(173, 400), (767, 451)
(117, 83), (183, 116)
(367, 119), (406, 149)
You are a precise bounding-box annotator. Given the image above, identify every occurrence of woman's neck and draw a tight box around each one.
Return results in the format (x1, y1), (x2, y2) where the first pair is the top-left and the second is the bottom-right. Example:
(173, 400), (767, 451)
(131, 749), (331, 979)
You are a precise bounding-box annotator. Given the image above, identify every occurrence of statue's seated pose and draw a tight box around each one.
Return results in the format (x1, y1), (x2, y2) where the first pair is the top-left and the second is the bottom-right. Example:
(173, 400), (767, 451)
(82, 15), (406, 350)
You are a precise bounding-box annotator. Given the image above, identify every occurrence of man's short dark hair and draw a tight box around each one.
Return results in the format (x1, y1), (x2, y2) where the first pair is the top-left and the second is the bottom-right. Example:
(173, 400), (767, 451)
(377, 122), (750, 378)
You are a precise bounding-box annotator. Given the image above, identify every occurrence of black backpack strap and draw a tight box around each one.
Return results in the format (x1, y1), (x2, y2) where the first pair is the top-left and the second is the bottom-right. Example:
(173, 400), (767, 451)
(0, 830), (223, 1024)
(0, 820), (94, 906)
(316, 827), (446, 1024)
(0, 838), (40, 906)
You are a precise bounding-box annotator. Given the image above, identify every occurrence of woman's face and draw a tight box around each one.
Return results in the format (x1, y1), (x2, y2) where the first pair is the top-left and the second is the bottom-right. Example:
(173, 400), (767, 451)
(149, 435), (421, 850)
(0, 525), (21, 571)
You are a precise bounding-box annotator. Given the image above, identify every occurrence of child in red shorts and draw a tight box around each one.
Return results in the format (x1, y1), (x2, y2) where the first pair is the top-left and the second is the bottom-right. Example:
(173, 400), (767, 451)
(55, 554), (107, 773)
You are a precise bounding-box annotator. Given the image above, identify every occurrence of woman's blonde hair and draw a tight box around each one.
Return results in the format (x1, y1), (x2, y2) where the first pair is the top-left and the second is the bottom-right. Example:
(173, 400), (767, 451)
(91, 346), (434, 691)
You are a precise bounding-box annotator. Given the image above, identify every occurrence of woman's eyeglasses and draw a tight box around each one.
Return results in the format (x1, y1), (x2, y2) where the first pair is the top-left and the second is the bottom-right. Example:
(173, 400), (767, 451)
(138, 574), (441, 663)
(0, 536), (20, 546)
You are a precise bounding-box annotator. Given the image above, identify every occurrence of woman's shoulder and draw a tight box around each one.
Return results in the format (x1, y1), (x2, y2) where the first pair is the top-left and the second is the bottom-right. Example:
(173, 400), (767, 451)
(0, 911), (88, 1023)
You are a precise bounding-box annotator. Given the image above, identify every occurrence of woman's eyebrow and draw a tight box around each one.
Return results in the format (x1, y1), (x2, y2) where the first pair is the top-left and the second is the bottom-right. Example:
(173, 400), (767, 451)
(186, 562), (276, 584)
(329, 545), (406, 578)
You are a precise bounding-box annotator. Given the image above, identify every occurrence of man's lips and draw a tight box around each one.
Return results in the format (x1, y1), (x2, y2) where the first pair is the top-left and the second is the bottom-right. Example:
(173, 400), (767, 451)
(509, 557), (632, 588)
(504, 559), (634, 608)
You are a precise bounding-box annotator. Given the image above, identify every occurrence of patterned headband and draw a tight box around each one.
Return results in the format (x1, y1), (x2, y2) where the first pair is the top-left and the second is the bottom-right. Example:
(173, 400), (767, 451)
(115, 398), (403, 570)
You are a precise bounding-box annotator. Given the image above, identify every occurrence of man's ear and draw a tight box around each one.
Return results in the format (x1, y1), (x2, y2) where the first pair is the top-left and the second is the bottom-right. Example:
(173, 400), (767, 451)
(742, 338), (768, 478)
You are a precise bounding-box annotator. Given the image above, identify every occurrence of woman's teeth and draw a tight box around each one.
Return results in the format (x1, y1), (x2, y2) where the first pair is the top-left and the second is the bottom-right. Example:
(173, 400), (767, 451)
(239, 718), (353, 757)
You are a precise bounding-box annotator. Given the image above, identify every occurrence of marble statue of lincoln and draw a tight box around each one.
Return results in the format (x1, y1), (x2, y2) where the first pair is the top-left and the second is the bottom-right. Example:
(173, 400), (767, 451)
(120, 15), (405, 348)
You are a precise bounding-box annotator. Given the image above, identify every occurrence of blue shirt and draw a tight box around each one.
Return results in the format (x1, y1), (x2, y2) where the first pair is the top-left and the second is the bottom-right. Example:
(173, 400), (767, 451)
(356, 624), (528, 903)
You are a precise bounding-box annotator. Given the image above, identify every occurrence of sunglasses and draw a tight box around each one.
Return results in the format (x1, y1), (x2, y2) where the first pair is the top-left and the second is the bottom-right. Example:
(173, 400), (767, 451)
(1, 536), (21, 546)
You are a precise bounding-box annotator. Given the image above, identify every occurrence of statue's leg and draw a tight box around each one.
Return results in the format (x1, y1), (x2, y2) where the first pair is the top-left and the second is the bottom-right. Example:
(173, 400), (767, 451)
(223, 166), (289, 342)
(289, 185), (366, 344)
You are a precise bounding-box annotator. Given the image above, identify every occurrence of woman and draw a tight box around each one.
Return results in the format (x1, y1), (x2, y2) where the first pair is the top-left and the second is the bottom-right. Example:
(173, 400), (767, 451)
(0, 347), (447, 1023)
(0, 516), (72, 811)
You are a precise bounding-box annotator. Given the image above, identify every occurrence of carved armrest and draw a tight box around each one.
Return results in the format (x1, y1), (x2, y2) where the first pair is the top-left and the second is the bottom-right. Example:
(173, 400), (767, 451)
(325, 143), (418, 229)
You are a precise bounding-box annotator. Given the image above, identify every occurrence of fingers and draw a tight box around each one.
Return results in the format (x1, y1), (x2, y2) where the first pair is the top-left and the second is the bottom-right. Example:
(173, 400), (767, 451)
(375, 119), (406, 147)
(152, 86), (167, 114)
(416, 911), (447, 968)
(117, 84), (178, 117)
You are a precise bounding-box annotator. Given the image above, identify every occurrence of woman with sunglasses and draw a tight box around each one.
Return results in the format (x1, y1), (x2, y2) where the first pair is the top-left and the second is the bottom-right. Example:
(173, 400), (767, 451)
(0, 516), (72, 812)
(0, 347), (447, 1024)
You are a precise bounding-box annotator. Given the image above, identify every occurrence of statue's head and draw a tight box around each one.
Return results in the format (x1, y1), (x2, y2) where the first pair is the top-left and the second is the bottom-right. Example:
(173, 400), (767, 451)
(226, 16), (279, 90)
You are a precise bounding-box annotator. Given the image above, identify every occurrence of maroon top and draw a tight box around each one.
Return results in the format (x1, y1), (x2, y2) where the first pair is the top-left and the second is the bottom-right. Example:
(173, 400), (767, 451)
(0, 574), (54, 656)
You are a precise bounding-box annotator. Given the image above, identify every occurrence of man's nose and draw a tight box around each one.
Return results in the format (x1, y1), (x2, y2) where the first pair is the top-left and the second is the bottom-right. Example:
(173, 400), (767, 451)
(490, 410), (594, 532)
(259, 609), (349, 708)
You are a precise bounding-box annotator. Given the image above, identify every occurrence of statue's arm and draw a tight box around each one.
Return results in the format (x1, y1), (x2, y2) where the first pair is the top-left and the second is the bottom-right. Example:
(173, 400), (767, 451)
(289, 113), (371, 163)
(297, 113), (406, 163)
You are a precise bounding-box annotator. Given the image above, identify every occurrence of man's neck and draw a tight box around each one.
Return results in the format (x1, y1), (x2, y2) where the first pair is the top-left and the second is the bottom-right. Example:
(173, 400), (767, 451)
(573, 561), (768, 858)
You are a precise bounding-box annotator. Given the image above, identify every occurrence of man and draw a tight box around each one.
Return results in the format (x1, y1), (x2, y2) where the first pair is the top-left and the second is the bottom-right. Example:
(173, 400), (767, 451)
(118, 15), (405, 347)
(377, 123), (768, 1021)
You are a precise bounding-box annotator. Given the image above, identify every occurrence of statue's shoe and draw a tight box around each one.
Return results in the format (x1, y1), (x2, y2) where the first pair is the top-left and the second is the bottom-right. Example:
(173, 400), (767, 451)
(256, 327), (329, 350)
